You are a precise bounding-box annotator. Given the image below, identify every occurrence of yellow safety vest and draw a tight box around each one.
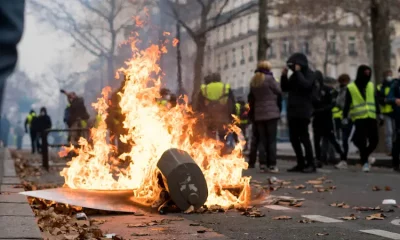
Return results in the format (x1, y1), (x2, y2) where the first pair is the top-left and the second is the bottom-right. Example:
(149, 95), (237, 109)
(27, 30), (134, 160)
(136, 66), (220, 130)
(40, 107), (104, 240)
(377, 84), (393, 114)
(157, 99), (168, 106)
(200, 82), (230, 105)
(332, 106), (343, 119)
(348, 82), (376, 121)
(95, 114), (102, 127)
(26, 113), (36, 127)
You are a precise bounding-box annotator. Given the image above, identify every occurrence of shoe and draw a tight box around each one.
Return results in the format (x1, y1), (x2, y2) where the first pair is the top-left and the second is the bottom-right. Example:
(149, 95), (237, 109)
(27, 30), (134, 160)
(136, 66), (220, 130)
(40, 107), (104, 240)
(287, 165), (304, 172)
(335, 161), (348, 170)
(362, 163), (370, 172)
(368, 157), (376, 165)
(260, 164), (267, 173)
(316, 161), (323, 168)
(302, 166), (317, 173)
(268, 166), (279, 173)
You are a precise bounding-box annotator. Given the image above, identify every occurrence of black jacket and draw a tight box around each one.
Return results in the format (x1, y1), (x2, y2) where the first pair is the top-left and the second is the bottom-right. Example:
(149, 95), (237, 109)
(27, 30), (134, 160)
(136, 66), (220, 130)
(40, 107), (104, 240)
(342, 65), (380, 120)
(281, 53), (315, 119)
(312, 71), (335, 129)
(37, 108), (52, 133)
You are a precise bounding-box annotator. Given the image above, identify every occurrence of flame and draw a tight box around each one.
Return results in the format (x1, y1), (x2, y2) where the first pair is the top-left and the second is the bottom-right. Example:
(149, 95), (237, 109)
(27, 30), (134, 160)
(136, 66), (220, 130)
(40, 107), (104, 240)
(60, 30), (251, 209)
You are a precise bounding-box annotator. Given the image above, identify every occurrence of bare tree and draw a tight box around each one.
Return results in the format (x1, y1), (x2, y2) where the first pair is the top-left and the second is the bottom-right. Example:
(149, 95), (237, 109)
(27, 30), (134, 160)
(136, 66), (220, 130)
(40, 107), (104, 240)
(257, 0), (269, 61)
(29, 0), (150, 87)
(164, 0), (257, 103)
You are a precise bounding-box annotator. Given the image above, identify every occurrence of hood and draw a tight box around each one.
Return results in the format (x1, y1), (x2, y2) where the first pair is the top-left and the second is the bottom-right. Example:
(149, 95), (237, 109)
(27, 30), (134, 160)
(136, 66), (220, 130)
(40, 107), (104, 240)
(287, 53), (308, 72)
(355, 65), (372, 89)
(40, 107), (47, 115)
(315, 70), (324, 87)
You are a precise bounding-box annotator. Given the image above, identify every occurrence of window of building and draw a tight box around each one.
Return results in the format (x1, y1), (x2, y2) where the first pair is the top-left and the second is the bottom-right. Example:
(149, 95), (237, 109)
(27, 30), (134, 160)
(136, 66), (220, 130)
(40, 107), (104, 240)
(224, 51), (228, 69)
(301, 40), (310, 55)
(239, 18), (243, 35)
(267, 40), (275, 58)
(247, 15), (251, 32)
(241, 45), (245, 64)
(248, 42), (254, 62)
(329, 35), (337, 54)
(282, 38), (290, 57)
(348, 36), (357, 56)
(232, 48), (236, 67)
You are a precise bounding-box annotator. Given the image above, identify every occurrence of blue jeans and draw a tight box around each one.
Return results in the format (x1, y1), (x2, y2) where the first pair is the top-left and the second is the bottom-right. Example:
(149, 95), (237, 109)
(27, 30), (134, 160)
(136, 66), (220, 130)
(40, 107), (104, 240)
(384, 115), (394, 151)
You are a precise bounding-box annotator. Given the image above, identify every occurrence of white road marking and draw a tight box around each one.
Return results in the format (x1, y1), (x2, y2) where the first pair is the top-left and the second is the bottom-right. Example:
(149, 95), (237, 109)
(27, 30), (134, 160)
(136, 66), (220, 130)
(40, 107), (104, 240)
(360, 230), (400, 239)
(301, 215), (343, 223)
(264, 205), (292, 210)
(391, 219), (400, 226)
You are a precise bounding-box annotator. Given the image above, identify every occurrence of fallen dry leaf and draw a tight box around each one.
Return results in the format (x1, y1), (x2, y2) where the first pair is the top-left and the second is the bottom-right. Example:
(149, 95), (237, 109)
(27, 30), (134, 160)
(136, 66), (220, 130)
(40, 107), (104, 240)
(372, 186), (381, 191)
(316, 233), (329, 236)
(366, 213), (386, 220)
(277, 201), (291, 206)
(282, 181), (292, 185)
(131, 233), (149, 236)
(273, 216), (292, 220)
(127, 223), (147, 228)
(330, 202), (350, 208)
(295, 184), (306, 189)
(307, 180), (323, 185)
(299, 219), (315, 224)
(293, 202), (303, 207)
(340, 214), (358, 220)
(385, 186), (392, 191)
(302, 191), (313, 194)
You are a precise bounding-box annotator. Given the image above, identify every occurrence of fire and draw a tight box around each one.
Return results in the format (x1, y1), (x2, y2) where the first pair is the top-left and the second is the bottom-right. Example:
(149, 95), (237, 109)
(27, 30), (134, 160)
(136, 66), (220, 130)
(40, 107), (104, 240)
(60, 30), (251, 209)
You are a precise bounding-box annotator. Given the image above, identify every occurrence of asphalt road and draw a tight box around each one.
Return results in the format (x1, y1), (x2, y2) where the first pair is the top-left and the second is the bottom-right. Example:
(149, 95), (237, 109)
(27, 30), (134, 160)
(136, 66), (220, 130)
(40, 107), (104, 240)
(101, 161), (400, 240)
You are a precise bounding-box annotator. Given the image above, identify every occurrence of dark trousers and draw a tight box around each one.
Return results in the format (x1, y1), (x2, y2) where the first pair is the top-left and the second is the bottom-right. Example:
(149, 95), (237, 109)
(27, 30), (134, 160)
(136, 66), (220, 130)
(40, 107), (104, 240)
(256, 119), (278, 167)
(248, 124), (266, 167)
(288, 118), (314, 167)
(353, 119), (378, 164)
(16, 136), (22, 150)
(342, 121), (353, 160)
(313, 126), (345, 163)
(392, 119), (400, 169)
(334, 118), (342, 140)
(29, 130), (39, 153)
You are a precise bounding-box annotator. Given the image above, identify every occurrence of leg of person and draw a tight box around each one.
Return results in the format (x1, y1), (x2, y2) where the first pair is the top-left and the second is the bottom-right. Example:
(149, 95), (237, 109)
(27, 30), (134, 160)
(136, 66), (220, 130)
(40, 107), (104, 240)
(266, 119), (278, 173)
(313, 125), (322, 167)
(334, 118), (342, 140)
(353, 120), (369, 172)
(393, 120), (400, 171)
(320, 136), (330, 164)
(385, 115), (393, 154)
(256, 121), (268, 172)
(342, 122), (353, 161)
(365, 119), (379, 164)
(17, 136), (22, 150)
(30, 131), (36, 153)
(248, 124), (258, 168)
(297, 118), (315, 172)
(287, 118), (305, 172)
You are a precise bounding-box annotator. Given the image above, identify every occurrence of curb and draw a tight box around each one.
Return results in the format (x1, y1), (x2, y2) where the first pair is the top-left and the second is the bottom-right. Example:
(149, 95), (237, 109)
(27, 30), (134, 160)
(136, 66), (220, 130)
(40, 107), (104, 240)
(277, 152), (393, 168)
(0, 148), (42, 239)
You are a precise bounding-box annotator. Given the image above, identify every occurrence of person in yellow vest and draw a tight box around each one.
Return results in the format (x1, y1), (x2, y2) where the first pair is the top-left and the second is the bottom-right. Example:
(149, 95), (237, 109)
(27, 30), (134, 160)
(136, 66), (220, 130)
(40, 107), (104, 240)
(157, 88), (171, 108)
(342, 65), (382, 172)
(197, 72), (235, 154)
(24, 110), (39, 153)
(234, 97), (249, 148)
(377, 70), (395, 155)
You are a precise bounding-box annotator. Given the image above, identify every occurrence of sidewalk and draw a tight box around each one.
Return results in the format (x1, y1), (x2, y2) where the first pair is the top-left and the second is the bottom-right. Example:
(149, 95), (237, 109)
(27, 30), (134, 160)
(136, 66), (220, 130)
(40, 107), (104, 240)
(0, 147), (42, 239)
(276, 142), (392, 167)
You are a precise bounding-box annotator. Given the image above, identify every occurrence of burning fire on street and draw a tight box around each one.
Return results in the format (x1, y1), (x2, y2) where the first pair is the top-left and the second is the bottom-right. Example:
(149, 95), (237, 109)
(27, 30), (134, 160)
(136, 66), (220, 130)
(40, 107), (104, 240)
(58, 25), (251, 211)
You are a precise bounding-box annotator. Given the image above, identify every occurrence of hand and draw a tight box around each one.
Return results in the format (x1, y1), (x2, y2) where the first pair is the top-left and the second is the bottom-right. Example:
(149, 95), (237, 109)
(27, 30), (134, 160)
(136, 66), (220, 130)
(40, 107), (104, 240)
(295, 64), (301, 71)
(282, 67), (288, 76)
(395, 99), (400, 106)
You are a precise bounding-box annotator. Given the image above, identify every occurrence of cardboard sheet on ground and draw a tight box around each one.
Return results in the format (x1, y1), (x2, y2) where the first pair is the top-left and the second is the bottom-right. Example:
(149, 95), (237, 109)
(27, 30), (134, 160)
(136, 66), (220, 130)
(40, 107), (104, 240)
(20, 188), (144, 213)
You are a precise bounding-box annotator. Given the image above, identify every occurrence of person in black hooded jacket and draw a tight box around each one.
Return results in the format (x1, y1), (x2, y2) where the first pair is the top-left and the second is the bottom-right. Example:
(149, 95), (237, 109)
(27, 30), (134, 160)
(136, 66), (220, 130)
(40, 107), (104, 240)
(342, 65), (382, 172)
(281, 53), (316, 173)
(312, 71), (346, 167)
(36, 107), (52, 153)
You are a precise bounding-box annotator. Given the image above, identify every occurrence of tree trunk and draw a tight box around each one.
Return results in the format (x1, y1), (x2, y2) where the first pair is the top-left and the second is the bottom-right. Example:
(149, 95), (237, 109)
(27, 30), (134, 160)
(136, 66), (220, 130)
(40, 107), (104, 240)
(257, 0), (268, 62)
(371, 0), (391, 153)
(191, 37), (206, 106)
(106, 56), (115, 88)
(176, 22), (183, 93)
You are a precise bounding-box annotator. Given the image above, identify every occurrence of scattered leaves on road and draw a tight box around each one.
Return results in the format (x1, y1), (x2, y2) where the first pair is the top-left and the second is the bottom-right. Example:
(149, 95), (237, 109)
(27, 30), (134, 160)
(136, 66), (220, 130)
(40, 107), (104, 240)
(372, 186), (381, 191)
(295, 184), (306, 189)
(306, 180), (323, 185)
(385, 186), (392, 191)
(189, 223), (201, 226)
(273, 215), (292, 220)
(241, 207), (265, 218)
(366, 213), (386, 220)
(316, 233), (329, 236)
(353, 206), (381, 212)
(330, 202), (350, 208)
(299, 219), (315, 224)
(131, 233), (150, 236)
(301, 191), (314, 194)
(340, 214), (358, 220)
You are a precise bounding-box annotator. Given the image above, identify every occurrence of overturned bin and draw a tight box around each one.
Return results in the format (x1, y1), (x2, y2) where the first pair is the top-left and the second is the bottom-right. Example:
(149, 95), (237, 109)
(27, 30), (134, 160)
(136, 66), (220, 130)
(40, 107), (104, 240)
(157, 148), (208, 211)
